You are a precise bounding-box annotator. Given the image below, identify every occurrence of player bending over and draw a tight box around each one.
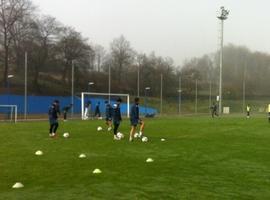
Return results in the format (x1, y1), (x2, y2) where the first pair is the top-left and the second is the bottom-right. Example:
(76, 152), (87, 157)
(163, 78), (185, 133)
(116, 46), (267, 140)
(105, 101), (113, 131)
(129, 97), (145, 142)
(63, 103), (73, 121)
(112, 98), (122, 140)
(48, 100), (60, 138)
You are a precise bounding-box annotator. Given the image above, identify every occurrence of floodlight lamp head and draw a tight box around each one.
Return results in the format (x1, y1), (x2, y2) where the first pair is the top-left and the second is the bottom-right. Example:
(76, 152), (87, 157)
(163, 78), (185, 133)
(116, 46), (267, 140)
(217, 6), (229, 20)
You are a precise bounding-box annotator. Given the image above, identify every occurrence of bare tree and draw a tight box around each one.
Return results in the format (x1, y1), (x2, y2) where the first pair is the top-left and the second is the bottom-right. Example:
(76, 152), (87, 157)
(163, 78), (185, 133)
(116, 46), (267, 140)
(28, 15), (60, 91)
(110, 35), (134, 83)
(93, 44), (106, 72)
(56, 26), (92, 84)
(0, 0), (32, 85)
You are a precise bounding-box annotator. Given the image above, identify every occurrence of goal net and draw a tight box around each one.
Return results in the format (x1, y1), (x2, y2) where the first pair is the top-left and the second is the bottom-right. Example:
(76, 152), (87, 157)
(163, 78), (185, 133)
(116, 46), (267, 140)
(81, 92), (130, 120)
(0, 105), (18, 123)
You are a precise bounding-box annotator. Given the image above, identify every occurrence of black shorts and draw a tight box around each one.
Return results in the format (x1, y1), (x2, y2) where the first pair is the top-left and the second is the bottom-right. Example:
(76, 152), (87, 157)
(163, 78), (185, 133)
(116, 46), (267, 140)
(131, 119), (142, 127)
(106, 117), (112, 121)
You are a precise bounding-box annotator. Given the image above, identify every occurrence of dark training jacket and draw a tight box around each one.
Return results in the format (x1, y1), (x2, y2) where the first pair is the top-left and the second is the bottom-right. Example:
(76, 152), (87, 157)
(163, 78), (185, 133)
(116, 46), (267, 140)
(130, 104), (139, 122)
(113, 104), (122, 123)
(48, 104), (60, 120)
(105, 104), (113, 118)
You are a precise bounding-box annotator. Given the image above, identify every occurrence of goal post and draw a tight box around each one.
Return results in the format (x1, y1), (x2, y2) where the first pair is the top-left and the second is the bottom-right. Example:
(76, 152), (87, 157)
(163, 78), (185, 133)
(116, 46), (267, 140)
(80, 92), (130, 120)
(0, 105), (18, 123)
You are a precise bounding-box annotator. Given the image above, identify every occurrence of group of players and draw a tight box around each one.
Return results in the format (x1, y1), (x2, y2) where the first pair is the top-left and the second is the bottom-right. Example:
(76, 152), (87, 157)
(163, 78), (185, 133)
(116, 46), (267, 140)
(48, 97), (145, 141)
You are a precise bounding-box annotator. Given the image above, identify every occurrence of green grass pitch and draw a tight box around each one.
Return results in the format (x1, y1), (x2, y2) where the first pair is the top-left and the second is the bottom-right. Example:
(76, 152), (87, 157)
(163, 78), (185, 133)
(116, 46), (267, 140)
(1, 116), (270, 200)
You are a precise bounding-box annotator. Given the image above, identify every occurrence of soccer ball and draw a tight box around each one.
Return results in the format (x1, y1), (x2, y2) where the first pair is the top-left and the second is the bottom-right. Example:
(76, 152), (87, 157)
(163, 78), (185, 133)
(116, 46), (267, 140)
(97, 126), (103, 131)
(117, 132), (124, 139)
(142, 136), (148, 142)
(134, 133), (139, 138)
(63, 132), (70, 138)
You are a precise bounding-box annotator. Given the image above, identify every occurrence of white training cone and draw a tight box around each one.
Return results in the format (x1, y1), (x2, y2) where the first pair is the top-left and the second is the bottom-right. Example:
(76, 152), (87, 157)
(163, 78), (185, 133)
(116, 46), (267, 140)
(146, 158), (154, 163)
(79, 154), (86, 158)
(93, 168), (102, 174)
(161, 138), (166, 142)
(35, 150), (43, 156)
(12, 182), (24, 189)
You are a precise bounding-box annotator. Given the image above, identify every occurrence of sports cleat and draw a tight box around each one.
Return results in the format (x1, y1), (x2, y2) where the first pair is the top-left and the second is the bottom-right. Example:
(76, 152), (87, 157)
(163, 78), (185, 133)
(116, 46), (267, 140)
(129, 137), (133, 142)
(114, 135), (120, 140)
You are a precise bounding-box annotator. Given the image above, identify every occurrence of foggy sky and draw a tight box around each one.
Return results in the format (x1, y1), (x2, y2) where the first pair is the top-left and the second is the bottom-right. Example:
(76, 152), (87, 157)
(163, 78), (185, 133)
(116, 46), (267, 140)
(32, 0), (270, 65)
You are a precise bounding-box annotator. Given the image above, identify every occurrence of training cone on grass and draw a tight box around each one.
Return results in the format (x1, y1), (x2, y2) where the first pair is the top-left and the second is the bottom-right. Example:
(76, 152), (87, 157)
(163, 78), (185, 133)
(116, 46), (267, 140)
(93, 169), (102, 174)
(12, 182), (24, 189)
(161, 138), (166, 142)
(79, 154), (86, 158)
(146, 158), (154, 163)
(35, 150), (43, 156)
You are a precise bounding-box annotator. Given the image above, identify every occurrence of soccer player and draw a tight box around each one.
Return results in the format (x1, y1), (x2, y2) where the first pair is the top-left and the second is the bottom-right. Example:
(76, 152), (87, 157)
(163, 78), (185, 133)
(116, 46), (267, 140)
(83, 101), (91, 120)
(63, 103), (73, 121)
(105, 101), (113, 131)
(210, 102), (218, 118)
(94, 102), (101, 118)
(112, 98), (122, 140)
(246, 104), (251, 118)
(48, 100), (60, 138)
(129, 97), (145, 142)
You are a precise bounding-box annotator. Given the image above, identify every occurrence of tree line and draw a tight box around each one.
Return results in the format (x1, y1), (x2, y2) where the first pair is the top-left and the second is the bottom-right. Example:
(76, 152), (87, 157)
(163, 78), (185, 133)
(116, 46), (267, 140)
(1, 0), (270, 100)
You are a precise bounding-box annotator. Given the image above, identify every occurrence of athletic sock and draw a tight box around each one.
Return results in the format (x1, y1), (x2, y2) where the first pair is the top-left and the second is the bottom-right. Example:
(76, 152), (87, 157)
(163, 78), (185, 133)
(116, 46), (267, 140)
(139, 131), (143, 137)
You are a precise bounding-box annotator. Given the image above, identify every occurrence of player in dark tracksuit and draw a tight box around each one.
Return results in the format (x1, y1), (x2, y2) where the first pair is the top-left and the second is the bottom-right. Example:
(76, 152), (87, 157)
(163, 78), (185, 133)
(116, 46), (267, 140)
(94, 102), (101, 118)
(62, 104), (73, 121)
(112, 98), (122, 140)
(105, 101), (113, 131)
(210, 102), (218, 118)
(129, 97), (145, 142)
(48, 100), (60, 137)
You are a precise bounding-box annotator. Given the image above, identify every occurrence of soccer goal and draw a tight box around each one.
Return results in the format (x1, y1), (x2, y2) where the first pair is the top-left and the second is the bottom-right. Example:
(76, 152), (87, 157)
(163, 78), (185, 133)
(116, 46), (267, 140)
(0, 105), (18, 123)
(81, 92), (130, 120)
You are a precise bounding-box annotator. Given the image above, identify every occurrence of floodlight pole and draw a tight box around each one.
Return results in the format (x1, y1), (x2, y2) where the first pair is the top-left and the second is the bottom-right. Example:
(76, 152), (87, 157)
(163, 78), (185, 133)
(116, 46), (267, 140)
(137, 64), (140, 97)
(71, 60), (74, 118)
(108, 64), (111, 103)
(242, 61), (247, 114)
(160, 74), (163, 115)
(144, 87), (150, 115)
(7, 75), (14, 105)
(209, 79), (212, 113)
(195, 79), (198, 114)
(24, 52), (28, 120)
(178, 75), (181, 115)
(217, 6), (229, 115)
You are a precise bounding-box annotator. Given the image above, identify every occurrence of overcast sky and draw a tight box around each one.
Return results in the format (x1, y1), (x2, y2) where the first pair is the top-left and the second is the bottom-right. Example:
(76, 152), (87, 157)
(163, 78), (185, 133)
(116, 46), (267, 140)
(32, 0), (270, 65)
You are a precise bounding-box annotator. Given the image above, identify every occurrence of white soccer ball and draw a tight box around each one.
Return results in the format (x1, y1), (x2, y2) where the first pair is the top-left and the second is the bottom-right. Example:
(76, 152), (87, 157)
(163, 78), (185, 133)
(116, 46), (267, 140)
(142, 136), (148, 142)
(63, 132), (70, 138)
(117, 132), (124, 139)
(97, 126), (103, 131)
(134, 133), (139, 138)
